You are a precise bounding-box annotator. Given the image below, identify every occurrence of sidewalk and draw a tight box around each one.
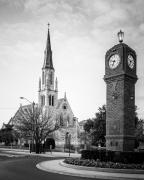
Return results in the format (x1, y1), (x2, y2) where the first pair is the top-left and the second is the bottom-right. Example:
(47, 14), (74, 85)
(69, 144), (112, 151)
(0, 147), (80, 158)
(37, 159), (144, 180)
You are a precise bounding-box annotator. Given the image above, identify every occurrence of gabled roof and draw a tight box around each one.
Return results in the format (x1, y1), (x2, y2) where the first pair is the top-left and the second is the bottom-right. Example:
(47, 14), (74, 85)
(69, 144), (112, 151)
(56, 98), (74, 117)
(9, 104), (38, 126)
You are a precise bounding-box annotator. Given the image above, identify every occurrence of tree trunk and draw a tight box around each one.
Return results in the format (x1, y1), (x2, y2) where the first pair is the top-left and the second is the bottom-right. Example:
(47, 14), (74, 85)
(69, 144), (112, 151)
(36, 142), (40, 154)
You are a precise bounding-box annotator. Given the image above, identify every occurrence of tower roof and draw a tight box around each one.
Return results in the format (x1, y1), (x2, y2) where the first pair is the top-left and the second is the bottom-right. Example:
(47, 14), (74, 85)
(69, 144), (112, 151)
(43, 24), (54, 70)
(106, 43), (136, 58)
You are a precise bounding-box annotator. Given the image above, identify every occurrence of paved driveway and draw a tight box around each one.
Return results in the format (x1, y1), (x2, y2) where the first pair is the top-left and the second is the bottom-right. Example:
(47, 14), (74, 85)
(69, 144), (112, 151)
(0, 155), (100, 180)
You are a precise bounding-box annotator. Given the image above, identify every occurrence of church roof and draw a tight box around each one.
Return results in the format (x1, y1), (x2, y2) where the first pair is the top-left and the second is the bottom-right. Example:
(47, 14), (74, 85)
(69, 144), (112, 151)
(9, 104), (37, 126)
(56, 97), (74, 117)
(43, 25), (54, 70)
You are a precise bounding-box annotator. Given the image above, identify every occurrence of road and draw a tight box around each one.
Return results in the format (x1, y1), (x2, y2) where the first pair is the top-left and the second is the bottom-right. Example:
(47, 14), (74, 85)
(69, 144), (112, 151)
(0, 151), (103, 180)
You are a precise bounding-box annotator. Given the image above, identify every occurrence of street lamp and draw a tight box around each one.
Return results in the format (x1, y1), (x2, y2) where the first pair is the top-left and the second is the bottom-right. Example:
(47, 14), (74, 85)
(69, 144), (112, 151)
(74, 117), (78, 153)
(68, 133), (71, 157)
(84, 129), (87, 150)
(117, 30), (124, 43)
(20, 97), (35, 153)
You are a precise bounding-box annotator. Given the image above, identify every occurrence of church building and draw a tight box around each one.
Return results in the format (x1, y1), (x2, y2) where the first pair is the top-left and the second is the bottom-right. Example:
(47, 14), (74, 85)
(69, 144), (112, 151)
(8, 26), (79, 150)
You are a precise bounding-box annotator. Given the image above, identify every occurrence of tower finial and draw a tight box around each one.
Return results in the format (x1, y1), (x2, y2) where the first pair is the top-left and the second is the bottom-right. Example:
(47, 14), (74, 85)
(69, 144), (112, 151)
(117, 30), (124, 43)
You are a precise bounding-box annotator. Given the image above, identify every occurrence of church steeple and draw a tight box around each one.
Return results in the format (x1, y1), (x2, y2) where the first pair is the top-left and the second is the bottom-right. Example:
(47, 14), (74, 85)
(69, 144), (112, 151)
(43, 24), (54, 70)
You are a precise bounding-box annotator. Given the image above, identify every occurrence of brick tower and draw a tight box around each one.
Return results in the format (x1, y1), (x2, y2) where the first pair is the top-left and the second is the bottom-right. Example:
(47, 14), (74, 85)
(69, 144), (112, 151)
(104, 30), (138, 152)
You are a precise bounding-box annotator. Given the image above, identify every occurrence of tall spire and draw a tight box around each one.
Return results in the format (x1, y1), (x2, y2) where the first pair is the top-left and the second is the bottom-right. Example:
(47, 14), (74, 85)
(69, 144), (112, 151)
(43, 23), (54, 69)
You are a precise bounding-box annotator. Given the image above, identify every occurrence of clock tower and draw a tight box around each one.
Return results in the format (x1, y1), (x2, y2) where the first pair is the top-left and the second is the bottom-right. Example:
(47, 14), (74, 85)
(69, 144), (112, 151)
(104, 30), (138, 152)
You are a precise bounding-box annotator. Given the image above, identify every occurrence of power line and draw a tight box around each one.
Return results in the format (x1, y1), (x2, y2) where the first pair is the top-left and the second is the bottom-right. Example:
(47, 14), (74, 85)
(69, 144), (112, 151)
(0, 107), (17, 110)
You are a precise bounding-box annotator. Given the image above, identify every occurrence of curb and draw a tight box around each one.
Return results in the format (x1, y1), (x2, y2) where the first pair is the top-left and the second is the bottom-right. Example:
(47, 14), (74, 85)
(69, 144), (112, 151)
(36, 159), (144, 180)
(36, 161), (112, 180)
(60, 161), (144, 174)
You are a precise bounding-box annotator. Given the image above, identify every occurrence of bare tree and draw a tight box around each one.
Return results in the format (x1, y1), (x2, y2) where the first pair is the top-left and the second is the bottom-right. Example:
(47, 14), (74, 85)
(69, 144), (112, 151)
(15, 104), (59, 153)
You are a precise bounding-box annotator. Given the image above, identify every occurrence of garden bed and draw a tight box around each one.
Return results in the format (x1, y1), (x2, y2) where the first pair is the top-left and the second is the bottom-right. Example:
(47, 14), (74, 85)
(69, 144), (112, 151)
(64, 157), (144, 170)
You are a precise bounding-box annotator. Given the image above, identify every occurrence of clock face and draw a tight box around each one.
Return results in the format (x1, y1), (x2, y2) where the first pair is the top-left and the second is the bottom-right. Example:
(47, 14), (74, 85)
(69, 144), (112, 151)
(109, 54), (120, 69)
(127, 54), (134, 69)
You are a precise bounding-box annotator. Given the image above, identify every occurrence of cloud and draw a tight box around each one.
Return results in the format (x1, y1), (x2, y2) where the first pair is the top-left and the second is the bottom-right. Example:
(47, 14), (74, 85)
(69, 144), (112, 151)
(0, 0), (27, 24)
(1, 0), (144, 127)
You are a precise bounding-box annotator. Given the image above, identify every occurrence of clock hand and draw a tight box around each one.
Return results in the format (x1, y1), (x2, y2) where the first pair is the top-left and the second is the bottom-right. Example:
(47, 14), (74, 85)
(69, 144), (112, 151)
(112, 60), (115, 66)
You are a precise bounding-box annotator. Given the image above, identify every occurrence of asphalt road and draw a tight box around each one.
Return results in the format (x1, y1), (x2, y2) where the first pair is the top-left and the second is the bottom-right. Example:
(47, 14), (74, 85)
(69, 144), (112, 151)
(0, 155), (103, 180)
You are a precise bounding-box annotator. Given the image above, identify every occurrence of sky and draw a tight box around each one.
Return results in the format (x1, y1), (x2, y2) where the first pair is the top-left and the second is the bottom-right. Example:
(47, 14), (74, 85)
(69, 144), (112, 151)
(0, 0), (144, 128)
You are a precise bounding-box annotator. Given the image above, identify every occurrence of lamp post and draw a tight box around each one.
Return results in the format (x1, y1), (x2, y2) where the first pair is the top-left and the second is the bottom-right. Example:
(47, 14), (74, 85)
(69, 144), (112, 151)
(20, 97), (35, 153)
(117, 30), (124, 43)
(74, 117), (78, 153)
(84, 129), (87, 150)
(68, 133), (71, 157)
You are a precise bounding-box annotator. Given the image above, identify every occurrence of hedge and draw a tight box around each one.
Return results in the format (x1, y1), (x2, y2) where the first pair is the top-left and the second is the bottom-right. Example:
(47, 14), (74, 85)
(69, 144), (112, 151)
(81, 150), (144, 164)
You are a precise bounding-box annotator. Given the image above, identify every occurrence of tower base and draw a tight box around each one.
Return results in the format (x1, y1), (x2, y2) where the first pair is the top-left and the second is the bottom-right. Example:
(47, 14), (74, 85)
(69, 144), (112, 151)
(106, 135), (135, 152)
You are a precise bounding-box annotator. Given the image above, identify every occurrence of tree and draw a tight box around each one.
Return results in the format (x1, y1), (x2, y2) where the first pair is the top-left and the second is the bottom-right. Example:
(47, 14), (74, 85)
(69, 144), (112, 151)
(83, 119), (94, 133)
(84, 105), (106, 146)
(91, 105), (106, 146)
(15, 105), (59, 153)
(0, 124), (18, 146)
(135, 119), (144, 146)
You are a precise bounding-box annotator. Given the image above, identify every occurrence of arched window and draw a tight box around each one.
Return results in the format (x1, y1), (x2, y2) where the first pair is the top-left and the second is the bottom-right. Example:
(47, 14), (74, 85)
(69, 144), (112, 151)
(48, 95), (54, 106)
(63, 105), (67, 110)
(52, 96), (54, 106)
(41, 96), (43, 106)
(49, 95), (51, 106)
(41, 95), (45, 106)
(43, 95), (45, 105)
